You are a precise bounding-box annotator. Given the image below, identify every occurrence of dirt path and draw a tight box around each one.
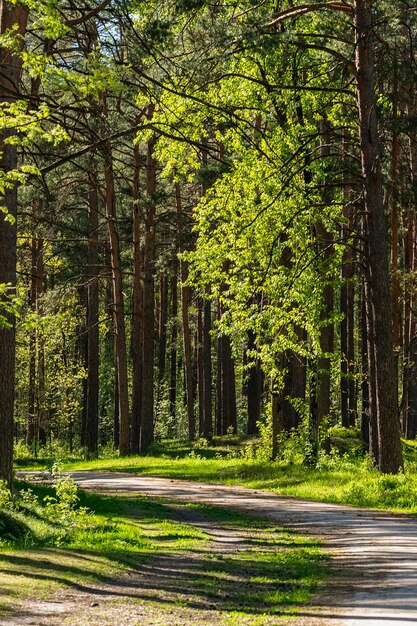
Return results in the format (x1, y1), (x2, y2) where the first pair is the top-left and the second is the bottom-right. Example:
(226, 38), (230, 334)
(10, 471), (417, 625)
(69, 471), (417, 626)
(3, 500), (301, 626)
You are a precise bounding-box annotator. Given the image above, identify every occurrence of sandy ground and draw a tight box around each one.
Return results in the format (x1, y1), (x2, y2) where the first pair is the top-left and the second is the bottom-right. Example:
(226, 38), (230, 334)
(8, 470), (417, 626)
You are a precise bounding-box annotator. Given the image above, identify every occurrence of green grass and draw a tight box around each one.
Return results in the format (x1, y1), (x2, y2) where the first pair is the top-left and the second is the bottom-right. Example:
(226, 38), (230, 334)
(15, 434), (417, 514)
(0, 480), (326, 623)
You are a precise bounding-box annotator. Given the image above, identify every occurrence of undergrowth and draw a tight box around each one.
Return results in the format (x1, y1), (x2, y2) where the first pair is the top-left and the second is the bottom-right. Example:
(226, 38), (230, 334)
(14, 430), (417, 514)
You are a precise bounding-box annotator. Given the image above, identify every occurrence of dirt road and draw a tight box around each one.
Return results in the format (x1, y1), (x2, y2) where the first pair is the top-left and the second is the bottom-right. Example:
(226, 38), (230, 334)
(67, 471), (417, 626)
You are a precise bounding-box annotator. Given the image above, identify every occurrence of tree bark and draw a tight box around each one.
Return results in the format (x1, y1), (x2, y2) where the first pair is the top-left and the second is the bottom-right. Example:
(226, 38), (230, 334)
(169, 269), (178, 430)
(355, 0), (403, 473)
(0, 1), (28, 488)
(403, 88), (417, 439)
(197, 298), (204, 436)
(140, 117), (156, 451)
(85, 174), (100, 455)
(27, 233), (37, 448)
(175, 182), (195, 440)
(36, 237), (46, 447)
(202, 296), (213, 440)
(131, 141), (143, 453)
(102, 128), (130, 456)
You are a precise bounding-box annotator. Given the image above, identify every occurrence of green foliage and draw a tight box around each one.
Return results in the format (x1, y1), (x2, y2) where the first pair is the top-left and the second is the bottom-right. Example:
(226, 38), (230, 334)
(0, 283), (22, 329)
(42, 464), (89, 532)
(0, 481), (13, 509)
(15, 289), (86, 444)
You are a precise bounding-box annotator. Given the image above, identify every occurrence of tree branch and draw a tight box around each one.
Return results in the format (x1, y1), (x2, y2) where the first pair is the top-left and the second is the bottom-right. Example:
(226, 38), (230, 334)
(265, 2), (354, 29)
(64, 0), (110, 28)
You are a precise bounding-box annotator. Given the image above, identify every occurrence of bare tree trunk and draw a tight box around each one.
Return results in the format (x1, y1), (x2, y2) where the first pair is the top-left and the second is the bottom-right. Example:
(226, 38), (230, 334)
(175, 183), (195, 440)
(341, 199), (356, 427)
(219, 333), (237, 435)
(0, 2), (28, 488)
(27, 234), (37, 448)
(36, 237), (47, 447)
(140, 120), (156, 451)
(389, 54), (401, 354)
(355, 0), (403, 473)
(197, 298), (204, 436)
(131, 142), (143, 453)
(85, 174), (100, 455)
(169, 269), (178, 429)
(203, 295), (213, 440)
(158, 275), (168, 384)
(404, 88), (417, 439)
(216, 329), (223, 436)
(316, 120), (334, 448)
(103, 139), (130, 456)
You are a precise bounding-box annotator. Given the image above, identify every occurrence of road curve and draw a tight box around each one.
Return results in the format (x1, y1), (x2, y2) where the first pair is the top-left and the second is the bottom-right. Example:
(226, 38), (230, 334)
(63, 471), (417, 625)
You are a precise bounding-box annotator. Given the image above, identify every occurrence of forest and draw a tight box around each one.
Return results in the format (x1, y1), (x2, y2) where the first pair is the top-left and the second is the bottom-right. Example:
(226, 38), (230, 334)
(0, 0), (417, 492)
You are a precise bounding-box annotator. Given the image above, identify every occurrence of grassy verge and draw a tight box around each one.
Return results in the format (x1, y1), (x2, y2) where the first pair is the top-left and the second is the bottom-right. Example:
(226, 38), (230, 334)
(0, 479), (326, 623)
(15, 434), (417, 514)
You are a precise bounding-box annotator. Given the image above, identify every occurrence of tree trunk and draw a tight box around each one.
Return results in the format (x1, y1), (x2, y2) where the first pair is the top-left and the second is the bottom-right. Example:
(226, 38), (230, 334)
(197, 298), (204, 436)
(219, 333), (237, 435)
(203, 296), (213, 440)
(85, 174), (100, 455)
(36, 237), (47, 447)
(158, 274), (168, 385)
(140, 121), (156, 451)
(131, 141), (143, 453)
(216, 330), (223, 436)
(355, 0), (403, 473)
(169, 269), (178, 430)
(341, 199), (356, 428)
(0, 2), (28, 488)
(103, 145), (130, 456)
(27, 234), (37, 448)
(176, 183), (195, 440)
(404, 88), (417, 438)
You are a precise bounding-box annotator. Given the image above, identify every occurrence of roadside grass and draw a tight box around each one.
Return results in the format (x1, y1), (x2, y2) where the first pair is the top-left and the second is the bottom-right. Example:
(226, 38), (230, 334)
(0, 481), (326, 622)
(15, 433), (417, 514)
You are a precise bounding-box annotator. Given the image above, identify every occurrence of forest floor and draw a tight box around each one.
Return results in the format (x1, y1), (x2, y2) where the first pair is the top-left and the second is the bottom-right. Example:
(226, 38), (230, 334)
(7, 470), (417, 625)
(1, 474), (325, 626)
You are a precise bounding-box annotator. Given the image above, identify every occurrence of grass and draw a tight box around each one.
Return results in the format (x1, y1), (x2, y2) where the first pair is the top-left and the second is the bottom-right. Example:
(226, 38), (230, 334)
(0, 479), (326, 623)
(15, 433), (417, 514)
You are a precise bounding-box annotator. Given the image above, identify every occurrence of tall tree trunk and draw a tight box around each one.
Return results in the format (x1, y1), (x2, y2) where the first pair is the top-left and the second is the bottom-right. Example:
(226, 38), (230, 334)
(389, 58), (401, 354)
(27, 234), (37, 448)
(175, 182), (195, 440)
(203, 295), (213, 440)
(140, 120), (156, 451)
(341, 199), (356, 427)
(316, 121), (334, 445)
(404, 89), (417, 438)
(36, 237), (47, 447)
(169, 269), (178, 430)
(219, 332), (237, 435)
(103, 139), (130, 456)
(0, 2), (28, 488)
(85, 174), (100, 455)
(131, 141), (143, 453)
(197, 298), (204, 436)
(158, 274), (168, 385)
(355, 0), (403, 473)
(216, 330), (223, 436)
